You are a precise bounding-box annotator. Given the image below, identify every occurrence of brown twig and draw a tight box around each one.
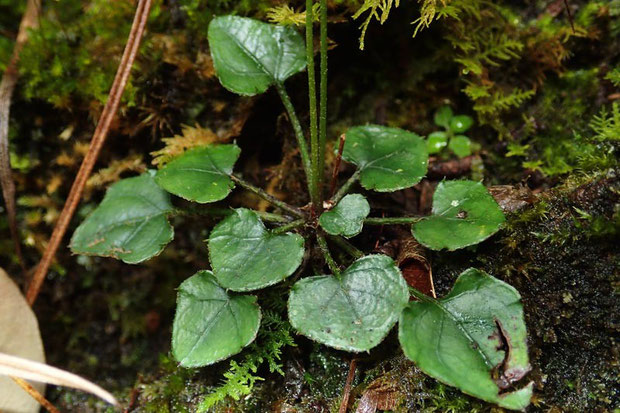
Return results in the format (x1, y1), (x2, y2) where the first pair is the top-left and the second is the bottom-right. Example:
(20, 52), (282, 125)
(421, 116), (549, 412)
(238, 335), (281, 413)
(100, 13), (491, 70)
(338, 357), (357, 413)
(329, 133), (346, 198)
(10, 376), (60, 413)
(0, 0), (41, 277)
(26, 0), (153, 305)
(563, 0), (575, 33)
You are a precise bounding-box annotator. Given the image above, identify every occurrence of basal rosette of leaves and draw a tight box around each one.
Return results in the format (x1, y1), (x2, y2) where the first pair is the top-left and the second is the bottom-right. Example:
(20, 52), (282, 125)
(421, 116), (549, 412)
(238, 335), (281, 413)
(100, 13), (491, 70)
(70, 14), (532, 410)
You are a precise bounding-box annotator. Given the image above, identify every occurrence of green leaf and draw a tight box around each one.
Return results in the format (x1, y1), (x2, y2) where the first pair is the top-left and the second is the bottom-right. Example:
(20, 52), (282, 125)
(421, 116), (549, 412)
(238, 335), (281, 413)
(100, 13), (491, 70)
(427, 131), (448, 154)
(155, 144), (240, 204)
(208, 208), (305, 291)
(449, 115), (474, 133)
(343, 125), (428, 192)
(448, 135), (472, 158)
(434, 105), (453, 128)
(70, 173), (174, 264)
(288, 255), (409, 352)
(208, 15), (306, 96)
(412, 180), (505, 250)
(319, 194), (370, 238)
(172, 271), (261, 367)
(399, 268), (532, 410)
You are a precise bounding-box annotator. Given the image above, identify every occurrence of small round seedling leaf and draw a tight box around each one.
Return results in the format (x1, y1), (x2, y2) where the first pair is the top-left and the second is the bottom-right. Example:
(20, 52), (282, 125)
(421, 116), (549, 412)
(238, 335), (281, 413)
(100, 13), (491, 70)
(155, 144), (240, 204)
(412, 180), (505, 250)
(208, 15), (306, 95)
(208, 208), (305, 291)
(288, 255), (409, 352)
(172, 271), (261, 367)
(343, 125), (428, 192)
(71, 172), (174, 264)
(448, 135), (472, 158)
(449, 115), (474, 133)
(399, 268), (532, 410)
(319, 194), (370, 238)
(427, 131), (448, 154)
(434, 105), (453, 128)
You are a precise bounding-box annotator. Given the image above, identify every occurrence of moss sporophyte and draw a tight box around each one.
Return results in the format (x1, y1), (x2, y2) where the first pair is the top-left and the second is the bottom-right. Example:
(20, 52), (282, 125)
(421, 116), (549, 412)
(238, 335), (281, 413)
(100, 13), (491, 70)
(70, 7), (533, 411)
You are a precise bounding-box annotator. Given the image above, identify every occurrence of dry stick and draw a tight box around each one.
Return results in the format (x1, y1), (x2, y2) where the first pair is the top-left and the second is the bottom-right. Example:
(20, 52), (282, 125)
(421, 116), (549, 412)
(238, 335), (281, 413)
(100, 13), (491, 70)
(0, 0), (41, 276)
(10, 376), (60, 413)
(329, 133), (346, 198)
(26, 0), (153, 305)
(338, 358), (357, 413)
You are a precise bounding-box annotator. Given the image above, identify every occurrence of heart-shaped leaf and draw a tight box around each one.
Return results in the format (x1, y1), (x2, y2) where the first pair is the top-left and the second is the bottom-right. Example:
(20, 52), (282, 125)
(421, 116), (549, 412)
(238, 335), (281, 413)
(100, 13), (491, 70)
(448, 135), (472, 158)
(343, 125), (428, 192)
(71, 172), (174, 264)
(434, 105), (453, 128)
(208, 15), (306, 95)
(155, 144), (240, 204)
(208, 208), (305, 291)
(399, 268), (532, 410)
(288, 255), (409, 352)
(172, 271), (261, 367)
(427, 131), (448, 154)
(319, 194), (370, 238)
(449, 115), (474, 133)
(412, 180), (505, 250)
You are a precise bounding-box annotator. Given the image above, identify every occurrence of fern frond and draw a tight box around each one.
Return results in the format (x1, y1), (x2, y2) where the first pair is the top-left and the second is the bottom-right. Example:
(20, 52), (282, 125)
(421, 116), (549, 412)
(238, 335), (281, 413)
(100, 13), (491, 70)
(267, 4), (320, 26)
(473, 87), (535, 115)
(353, 0), (400, 50)
(605, 68), (620, 87)
(150, 124), (220, 167)
(590, 102), (620, 142)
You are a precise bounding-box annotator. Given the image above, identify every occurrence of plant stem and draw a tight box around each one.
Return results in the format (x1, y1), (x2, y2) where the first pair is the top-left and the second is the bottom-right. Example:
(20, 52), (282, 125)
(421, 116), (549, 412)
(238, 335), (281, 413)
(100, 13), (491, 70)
(318, 0), (328, 201)
(409, 286), (433, 302)
(317, 234), (340, 275)
(275, 82), (314, 199)
(328, 235), (363, 259)
(305, 0), (320, 208)
(230, 175), (305, 218)
(272, 219), (305, 234)
(174, 207), (291, 223)
(364, 216), (422, 225)
(331, 169), (360, 204)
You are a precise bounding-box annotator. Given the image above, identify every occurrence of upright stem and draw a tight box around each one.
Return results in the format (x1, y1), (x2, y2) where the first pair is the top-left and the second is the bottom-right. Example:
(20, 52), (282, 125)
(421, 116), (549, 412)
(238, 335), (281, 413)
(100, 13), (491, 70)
(318, 0), (328, 202)
(317, 234), (341, 275)
(275, 82), (314, 200)
(305, 0), (320, 208)
(365, 216), (422, 225)
(331, 169), (360, 204)
(230, 174), (305, 218)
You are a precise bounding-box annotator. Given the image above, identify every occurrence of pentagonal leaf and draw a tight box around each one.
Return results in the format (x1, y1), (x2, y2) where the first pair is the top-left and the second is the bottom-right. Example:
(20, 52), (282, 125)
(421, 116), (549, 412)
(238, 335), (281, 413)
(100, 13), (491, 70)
(450, 115), (474, 133)
(343, 125), (428, 192)
(319, 194), (370, 238)
(208, 15), (306, 95)
(427, 131), (448, 154)
(412, 180), (505, 250)
(172, 271), (261, 367)
(71, 172), (174, 264)
(155, 144), (240, 204)
(399, 268), (532, 410)
(208, 208), (304, 291)
(448, 135), (472, 158)
(434, 106), (453, 128)
(288, 255), (409, 352)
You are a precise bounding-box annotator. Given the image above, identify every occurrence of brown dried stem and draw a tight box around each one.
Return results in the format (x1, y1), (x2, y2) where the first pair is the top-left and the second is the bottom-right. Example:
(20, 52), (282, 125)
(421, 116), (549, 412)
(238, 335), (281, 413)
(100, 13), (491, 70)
(329, 133), (346, 198)
(10, 376), (60, 413)
(338, 357), (357, 413)
(0, 0), (41, 276)
(26, 0), (153, 305)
